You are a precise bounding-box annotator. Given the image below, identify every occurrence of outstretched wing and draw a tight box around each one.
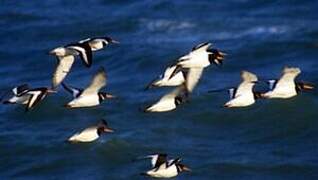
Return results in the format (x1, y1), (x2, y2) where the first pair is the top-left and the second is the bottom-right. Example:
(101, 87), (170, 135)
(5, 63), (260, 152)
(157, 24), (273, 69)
(67, 43), (93, 67)
(52, 55), (75, 89)
(159, 85), (185, 102)
(185, 68), (204, 93)
(13, 84), (29, 96)
(25, 89), (47, 112)
(153, 154), (168, 169)
(168, 65), (184, 80)
(62, 83), (82, 98)
(81, 67), (107, 96)
(191, 42), (211, 52)
(167, 158), (182, 167)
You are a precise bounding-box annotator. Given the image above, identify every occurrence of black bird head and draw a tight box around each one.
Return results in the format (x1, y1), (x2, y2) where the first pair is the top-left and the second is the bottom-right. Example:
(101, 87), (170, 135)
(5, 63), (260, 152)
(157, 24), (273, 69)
(177, 163), (192, 173)
(97, 119), (114, 135)
(208, 48), (226, 66)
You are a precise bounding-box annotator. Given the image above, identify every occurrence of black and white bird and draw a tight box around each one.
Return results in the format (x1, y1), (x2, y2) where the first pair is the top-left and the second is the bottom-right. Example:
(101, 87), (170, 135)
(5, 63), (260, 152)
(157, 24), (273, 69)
(68, 119), (114, 143)
(145, 64), (186, 90)
(63, 67), (115, 108)
(49, 42), (92, 89)
(174, 42), (225, 69)
(223, 71), (261, 108)
(139, 154), (191, 178)
(262, 67), (314, 99)
(49, 36), (118, 89)
(140, 154), (168, 168)
(50, 41), (93, 68)
(144, 85), (187, 112)
(79, 36), (119, 51)
(2, 84), (56, 111)
(169, 42), (225, 94)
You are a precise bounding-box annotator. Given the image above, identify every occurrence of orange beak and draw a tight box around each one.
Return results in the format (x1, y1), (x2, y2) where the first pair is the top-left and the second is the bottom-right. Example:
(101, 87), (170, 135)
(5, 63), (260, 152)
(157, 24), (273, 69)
(104, 127), (114, 133)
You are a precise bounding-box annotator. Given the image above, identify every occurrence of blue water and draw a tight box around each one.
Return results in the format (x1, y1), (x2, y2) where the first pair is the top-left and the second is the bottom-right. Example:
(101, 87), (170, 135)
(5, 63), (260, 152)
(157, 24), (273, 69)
(1, 0), (318, 179)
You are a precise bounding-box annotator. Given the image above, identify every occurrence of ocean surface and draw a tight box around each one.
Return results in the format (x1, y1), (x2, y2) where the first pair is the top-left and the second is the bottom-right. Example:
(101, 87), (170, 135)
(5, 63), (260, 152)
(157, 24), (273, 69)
(1, 0), (318, 179)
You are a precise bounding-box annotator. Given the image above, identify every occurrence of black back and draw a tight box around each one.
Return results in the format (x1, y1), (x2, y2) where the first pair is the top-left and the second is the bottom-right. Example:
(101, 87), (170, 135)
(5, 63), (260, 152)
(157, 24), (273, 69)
(16, 84), (30, 96)
(154, 154), (168, 169)
(192, 42), (209, 51)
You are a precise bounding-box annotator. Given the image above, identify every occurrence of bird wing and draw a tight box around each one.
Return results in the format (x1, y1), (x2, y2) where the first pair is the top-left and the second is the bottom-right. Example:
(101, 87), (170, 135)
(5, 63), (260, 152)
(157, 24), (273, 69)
(274, 72), (298, 91)
(167, 158), (182, 168)
(185, 68), (204, 93)
(153, 154), (168, 169)
(52, 55), (75, 89)
(164, 65), (177, 78)
(25, 89), (47, 111)
(234, 71), (257, 97)
(241, 71), (257, 82)
(228, 88), (237, 99)
(267, 79), (278, 90)
(168, 64), (185, 80)
(67, 43), (93, 67)
(191, 42), (212, 52)
(235, 81), (254, 98)
(81, 67), (107, 96)
(159, 85), (185, 102)
(78, 38), (91, 43)
(13, 84), (29, 96)
(62, 83), (82, 98)
(145, 86), (186, 112)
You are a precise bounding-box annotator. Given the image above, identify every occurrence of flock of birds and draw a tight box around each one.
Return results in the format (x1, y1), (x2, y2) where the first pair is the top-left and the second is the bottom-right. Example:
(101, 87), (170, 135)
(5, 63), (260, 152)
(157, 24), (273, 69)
(0, 36), (315, 178)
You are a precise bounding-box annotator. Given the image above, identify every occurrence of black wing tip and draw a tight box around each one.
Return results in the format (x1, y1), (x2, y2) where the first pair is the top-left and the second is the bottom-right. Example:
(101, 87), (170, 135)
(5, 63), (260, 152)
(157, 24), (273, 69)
(192, 42), (211, 51)
(61, 82), (68, 88)
(168, 65), (183, 80)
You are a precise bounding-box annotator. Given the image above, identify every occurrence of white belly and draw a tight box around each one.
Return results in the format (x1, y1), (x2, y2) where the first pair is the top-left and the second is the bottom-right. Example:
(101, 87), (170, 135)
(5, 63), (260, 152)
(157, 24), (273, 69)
(146, 100), (176, 112)
(225, 95), (255, 107)
(264, 88), (297, 99)
(68, 128), (99, 142)
(160, 73), (185, 86)
(147, 166), (178, 178)
(67, 95), (100, 108)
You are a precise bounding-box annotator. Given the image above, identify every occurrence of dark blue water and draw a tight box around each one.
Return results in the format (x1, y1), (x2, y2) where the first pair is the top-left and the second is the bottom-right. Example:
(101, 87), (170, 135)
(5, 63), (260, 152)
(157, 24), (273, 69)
(1, 0), (318, 179)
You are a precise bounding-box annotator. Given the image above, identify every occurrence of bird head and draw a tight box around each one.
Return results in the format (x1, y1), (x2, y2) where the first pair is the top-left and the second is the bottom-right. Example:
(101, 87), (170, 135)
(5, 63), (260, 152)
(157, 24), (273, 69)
(97, 119), (114, 135)
(177, 163), (191, 172)
(208, 49), (226, 66)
